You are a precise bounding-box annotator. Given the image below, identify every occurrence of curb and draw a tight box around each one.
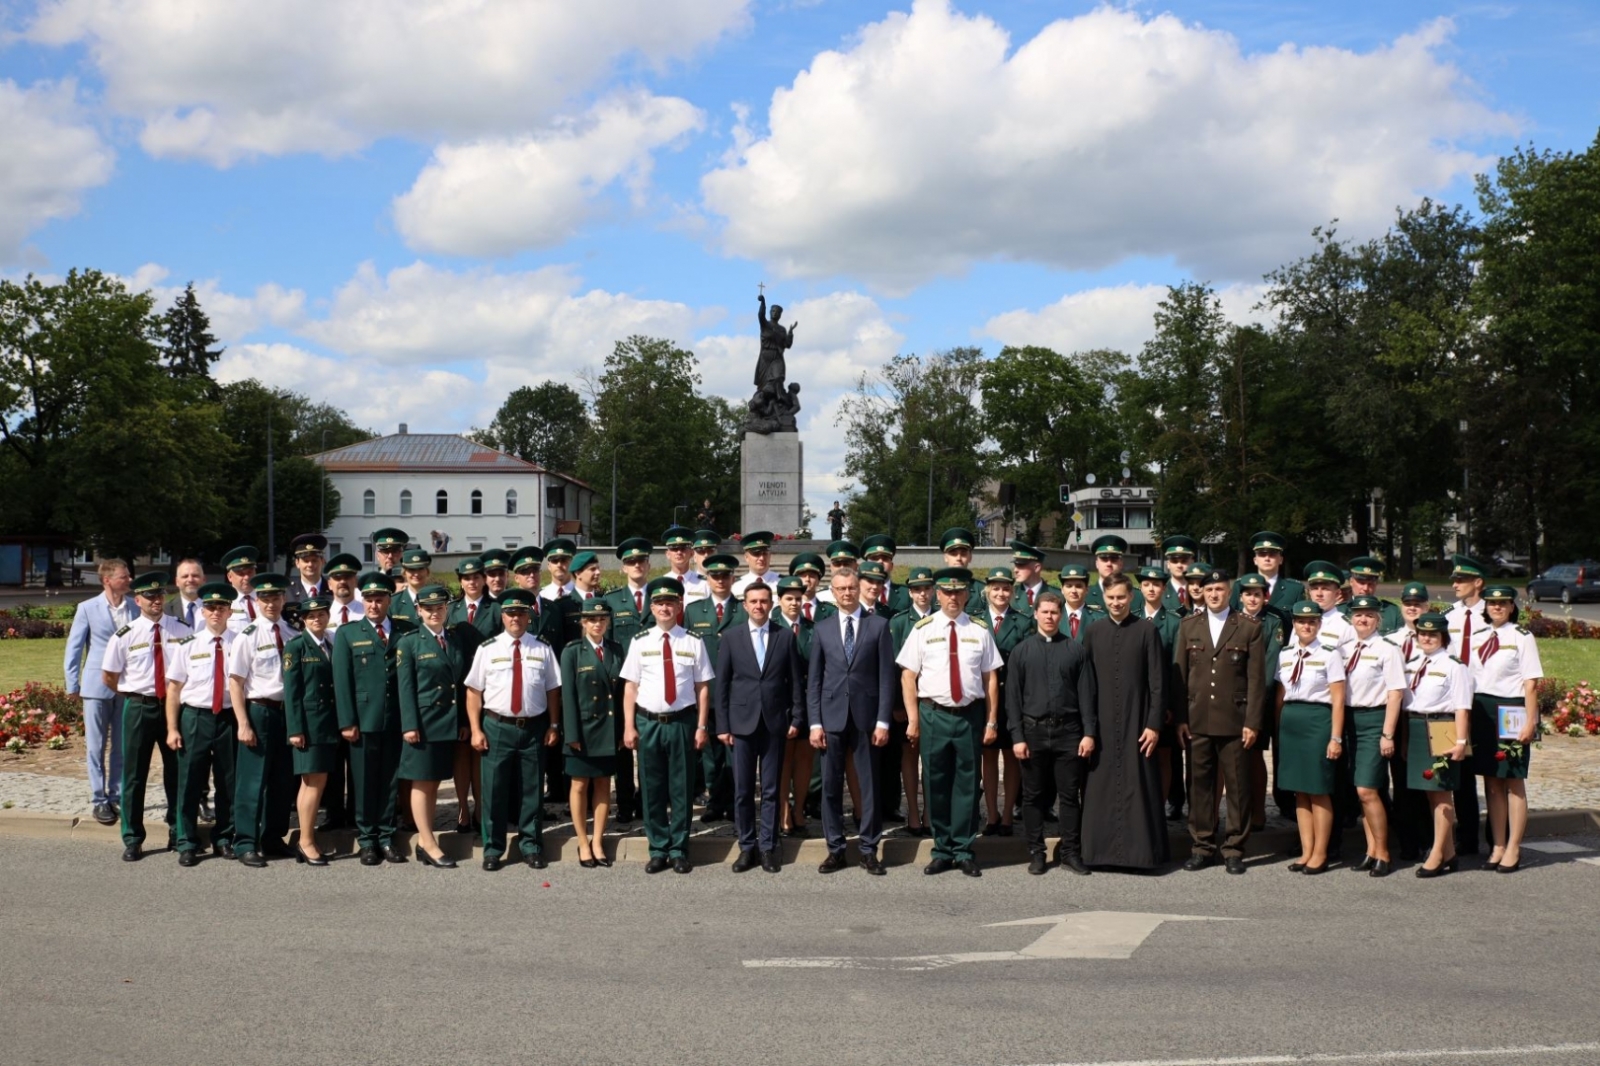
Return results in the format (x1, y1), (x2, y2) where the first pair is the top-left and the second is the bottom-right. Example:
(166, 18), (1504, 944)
(4, 807), (1597, 866)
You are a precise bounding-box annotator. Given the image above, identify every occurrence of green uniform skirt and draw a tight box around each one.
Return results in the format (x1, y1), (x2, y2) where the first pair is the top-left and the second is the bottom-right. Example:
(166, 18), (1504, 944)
(1471, 693), (1530, 779)
(1349, 706), (1389, 790)
(1405, 716), (1460, 792)
(1278, 700), (1336, 795)
(293, 743), (339, 776)
(399, 737), (457, 782)
(565, 750), (617, 779)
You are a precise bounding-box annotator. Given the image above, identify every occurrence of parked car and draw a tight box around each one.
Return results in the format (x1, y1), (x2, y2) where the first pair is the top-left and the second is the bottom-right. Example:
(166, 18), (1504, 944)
(1527, 561), (1600, 604)
(1492, 554), (1529, 577)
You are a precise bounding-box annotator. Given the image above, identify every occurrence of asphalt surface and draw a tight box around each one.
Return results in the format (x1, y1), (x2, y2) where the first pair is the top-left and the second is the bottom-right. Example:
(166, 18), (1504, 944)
(5, 833), (1600, 1066)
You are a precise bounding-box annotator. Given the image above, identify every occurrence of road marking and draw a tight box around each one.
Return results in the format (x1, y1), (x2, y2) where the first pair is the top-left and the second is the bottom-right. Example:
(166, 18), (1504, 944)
(1011, 1042), (1600, 1066)
(743, 911), (1235, 970)
(1521, 840), (1591, 854)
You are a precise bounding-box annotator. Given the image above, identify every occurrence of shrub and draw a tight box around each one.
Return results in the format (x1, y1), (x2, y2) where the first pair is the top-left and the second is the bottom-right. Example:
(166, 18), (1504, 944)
(1550, 682), (1600, 736)
(0, 683), (83, 750)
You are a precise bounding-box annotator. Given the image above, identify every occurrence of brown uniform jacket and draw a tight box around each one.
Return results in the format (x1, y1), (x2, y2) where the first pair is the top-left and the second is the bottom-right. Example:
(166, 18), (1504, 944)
(1173, 611), (1266, 735)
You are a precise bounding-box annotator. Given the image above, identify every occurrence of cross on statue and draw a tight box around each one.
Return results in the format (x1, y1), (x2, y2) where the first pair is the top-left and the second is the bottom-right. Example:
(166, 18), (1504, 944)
(758, 281), (765, 296)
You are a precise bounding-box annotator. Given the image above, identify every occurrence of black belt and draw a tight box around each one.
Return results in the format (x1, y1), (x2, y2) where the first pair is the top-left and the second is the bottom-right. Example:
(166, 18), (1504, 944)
(920, 699), (983, 714)
(249, 698), (284, 710)
(636, 708), (693, 723)
(1408, 710), (1457, 720)
(1023, 713), (1082, 724)
(118, 692), (159, 704)
(488, 712), (547, 729)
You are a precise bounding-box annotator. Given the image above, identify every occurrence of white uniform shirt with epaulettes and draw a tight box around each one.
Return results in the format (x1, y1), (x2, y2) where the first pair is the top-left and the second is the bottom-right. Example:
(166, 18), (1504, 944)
(1403, 647), (1471, 714)
(465, 631), (560, 716)
(226, 591), (261, 633)
(167, 627), (238, 708)
(100, 614), (189, 696)
(539, 580), (575, 602)
(1468, 622), (1543, 698)
(894, 611), (1002, 708)
(1341, 632), (1407, 708)
(325, 595), (367, 639)
(1444, 600), (1484, 661)
(1278, 637), (1346, 703)
(669, 568), (710, 605)
(1316, 607), (1356, 649)
(227, 617), (298, 701)
(619, 625), (714, 714)
(732, 570), (780, 599)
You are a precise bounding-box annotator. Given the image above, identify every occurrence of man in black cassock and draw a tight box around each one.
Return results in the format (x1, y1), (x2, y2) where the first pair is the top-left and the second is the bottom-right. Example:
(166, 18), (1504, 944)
(1079, 573), (1170, 869)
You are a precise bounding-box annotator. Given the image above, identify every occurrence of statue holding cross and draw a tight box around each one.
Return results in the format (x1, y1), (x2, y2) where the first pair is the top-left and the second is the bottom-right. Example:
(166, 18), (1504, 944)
(745, 285), (800, 435)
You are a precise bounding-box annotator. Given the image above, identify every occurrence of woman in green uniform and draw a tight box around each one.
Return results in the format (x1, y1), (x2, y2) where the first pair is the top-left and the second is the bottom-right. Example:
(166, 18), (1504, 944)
(773, 576), (818, 837)
(561, 600), (624, 868)
(284, 594), (339, 866)
(1468, 586), (1543, 873)
(1275, 601), (1347, 873)
(397, 584), (469, 868)
(1403, 612), (1472, 877)
(1341, 595), (1407, 877)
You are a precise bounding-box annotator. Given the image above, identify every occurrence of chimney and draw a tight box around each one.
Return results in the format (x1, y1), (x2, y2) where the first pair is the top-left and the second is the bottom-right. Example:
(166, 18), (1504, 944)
(398, 423), (408, 435)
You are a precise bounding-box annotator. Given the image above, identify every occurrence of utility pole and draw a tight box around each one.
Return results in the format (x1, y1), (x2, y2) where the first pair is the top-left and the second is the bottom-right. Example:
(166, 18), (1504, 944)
(266, 405), (276, 569)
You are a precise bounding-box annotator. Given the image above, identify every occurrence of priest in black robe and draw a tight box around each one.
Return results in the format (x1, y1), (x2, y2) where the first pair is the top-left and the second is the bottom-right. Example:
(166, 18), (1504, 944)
(1080, 573), (1170, 869)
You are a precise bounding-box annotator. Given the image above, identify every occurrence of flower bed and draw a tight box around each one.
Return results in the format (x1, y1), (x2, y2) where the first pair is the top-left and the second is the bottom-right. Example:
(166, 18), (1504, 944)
(1525, 610), (1600, 639)
(0, 614), (68, 639)
(1550, 682), (1600, 737)
(0, 682), (83, 752)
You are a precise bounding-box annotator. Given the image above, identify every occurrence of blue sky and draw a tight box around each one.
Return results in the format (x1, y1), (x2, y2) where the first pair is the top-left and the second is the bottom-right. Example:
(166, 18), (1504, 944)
(3, 0), (1597, 524)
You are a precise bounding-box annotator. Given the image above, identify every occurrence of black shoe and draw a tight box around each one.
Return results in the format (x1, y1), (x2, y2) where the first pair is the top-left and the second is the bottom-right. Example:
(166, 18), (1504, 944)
(482, 855), (503, 872)
(358, 846), (382, 866)
(982, 821), (1000, 836)
(261, 840), (294, 859)
(121, 845), (141, 862)
(381, 845), (408, 864)
(645, 856), (670, 874)
(416, 845), (457, 869)
(92, 804), (116, 826)
(859, 852), (886, 876)
(761, 851), (781, 873)
(1287, 861), (1307, 873)
(579, 855), (599, 869)
(923, 858), (954, 875)
(297, 847), (330, 867)
(1415, 862), (1449, 879)
(1183, 853), (1214, 871)
(1060, 853), (1091, 876)
(454, 821), (474, 837)
(613, 810), (634, 825)
(198, 801), (214, 826)
(1351, 854), (1376, 872)
(957, 860), (982, 877)
(1301, 863), (1328, 875)
(732, 849), (759, 873)
(1443, 857), (1459, 873)
(237, 850), (266, 868)
(672, 857), (692, 874)
(1497, 859), (1522, 874)
(996, 824), (1013, 837)
(1482, 860), (1501, 872)
(176, 849), (198, 867)
(212, 841), (236, 861)
(1028, 853), (1049, 875)
(699, 809), (729, 825)
(818, 851), (848, 874)
(1369, 860), (1391, 878)
(1225, 856), (1247, 875)
(526, 852), (547, 870)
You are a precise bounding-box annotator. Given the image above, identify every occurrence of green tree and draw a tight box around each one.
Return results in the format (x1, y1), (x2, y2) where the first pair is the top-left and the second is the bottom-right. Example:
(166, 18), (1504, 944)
(161, 282), (223, 387)
(245, 457), (342, 561)
(472, 381), (590, 474)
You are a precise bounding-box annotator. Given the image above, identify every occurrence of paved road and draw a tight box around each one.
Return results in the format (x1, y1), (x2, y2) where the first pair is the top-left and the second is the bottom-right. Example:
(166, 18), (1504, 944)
(5, 833), (1599, 1066)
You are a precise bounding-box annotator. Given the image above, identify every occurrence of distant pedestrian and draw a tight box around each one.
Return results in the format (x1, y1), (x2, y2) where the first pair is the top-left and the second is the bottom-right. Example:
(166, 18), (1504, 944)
(828, 501), (846, 541)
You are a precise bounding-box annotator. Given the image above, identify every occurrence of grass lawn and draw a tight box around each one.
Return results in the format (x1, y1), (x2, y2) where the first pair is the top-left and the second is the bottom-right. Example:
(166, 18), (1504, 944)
(1534, 640), (1600, 687)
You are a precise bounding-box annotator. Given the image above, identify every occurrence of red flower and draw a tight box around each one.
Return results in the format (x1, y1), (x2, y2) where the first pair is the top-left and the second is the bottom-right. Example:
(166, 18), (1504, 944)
(1495, 750), (1508, 762)
(1421, 769), (1434, 780)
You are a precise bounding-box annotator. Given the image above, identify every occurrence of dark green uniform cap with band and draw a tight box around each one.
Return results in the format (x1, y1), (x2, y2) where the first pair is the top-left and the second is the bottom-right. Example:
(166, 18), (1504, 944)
(1482, 584), (1519, 602)
(414, 583), (451, 608)
(1009, 539), (1044, 563)
(776, 575), (807, 595)
(1136, 565), (1168, 583)
(1347, 594), (1384, 611)
(861, 534), (898, 557)
(326, 553), (361, 577)
(510, 545), (544, 572)
(859, 560), (888, 582)
(906, 566), (935, 588)
(1450, 554), (1487, 579)
(401, 548), (432, 570)
(1162, 535), (1198, 557)
(1235, 572), (1269, 590)
(1250, 531), (1287, 552)
(543, 538), (576, 559)
(661, 526), (694, 548)
(740, 531), (774, 551)
(933, 567), (973, 590)
(1303, 560), (1343, 585)
(132, 572), (169, 596)
(1091, 534), (1128, 556)
(940, 527), (976, 551)
(1290, 600), (1322, 619)
(357, 571), (395, 595)
(985, 566), (1015, 585)
(497, 588), (536, 611)
(300, 593), (334, 613)
(290, 533), (328, 557)
(826, 539), (859, 562)
(789, 552), (826, 576)
(250, 573), (288, 594)
(198, 581), (237, 606)
(1059, 564), (1090, 582)
(1415, 612), (1449, 634)
(580, 598), (614, 618)
(702, 554), (739, 575)
(692, 529), (721, 550)
(221, 545), (259, 571)
(1400, 581), (1431, 603)
(371, 528), (409, 550)
(478, 548), (511, 571)
(616, 537), (653, 562)
(647, 577), (685, 600)
(456, 557), (484, 576)
(1346, 555), (1385, 578)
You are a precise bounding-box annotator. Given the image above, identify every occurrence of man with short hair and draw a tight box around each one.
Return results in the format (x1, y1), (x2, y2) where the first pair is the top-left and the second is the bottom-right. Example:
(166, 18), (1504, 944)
(1303, 561), (1356, 648)
(228, 572), (300, 867)
(1010, 540), (1052, 610)
(540, 538), (578, 602)
(939, 527), (975, 570)
(661, 526), (710, 604)
(815, 541), (858, 604)
(1445, 555), (1489, 856)
(970, 566), (1033, 837)
(827, 501), (846, 542)
(685, 554), (744, 822)
(1232, 530), (1303, 619)
(221, 546), (261, 632)
(862, 534), (908, 615)
(372, 527), (408, 577)
(602, 538), (655, 824)
(1057, 565), (1102, 641)
(1342, 556), (1403, 634)
(66, 559), (136, 825)
(391, 548), (432, 625)
(1161, 535), (1199, 614)
(1084, 534), (1128, 611)
(571, 551), (604, 600)
(789, 552), (829, 621)
(165, 558), (206, 631)
(165, 582), (239, 864)
(480, 548), (511, 599)
(287, 533), (330, 604)
(731, 531), (780, 599)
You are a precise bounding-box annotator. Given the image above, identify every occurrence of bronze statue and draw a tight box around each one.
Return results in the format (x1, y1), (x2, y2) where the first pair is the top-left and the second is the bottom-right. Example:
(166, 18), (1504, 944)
(746, 292), (800, 434)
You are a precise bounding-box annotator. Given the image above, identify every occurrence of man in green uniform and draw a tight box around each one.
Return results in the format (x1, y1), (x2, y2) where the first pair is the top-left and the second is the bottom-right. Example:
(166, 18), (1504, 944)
(391, 548), (432, 625)
(372, 527), (409, 579)
(1341, 556), (1404, 634)
(1010, 540), (1054, 611)
(858, 560), (895, 619)
(1232, 530), (1303, 620)
(601, 537), (656, 822)
(480, 548), (512, 601)
(1084, 534), (1128, 611)
(970, 565), (1034, 837)
(164, 581), (240, 864)
(862, 534), (909, 615)
(816, 540), (858, 608)
(789, 552), (830, 622)
(1237, 572), (1287, 825)
(684, 553), (743, 822)
(939, 527), (975, 570)
(541, 538), (578, 601)
(1057, 564), (1105, 641)
(1161, 535), (1200, 614)
(332, 571), (416, 865)
(227, 572), (300, 867)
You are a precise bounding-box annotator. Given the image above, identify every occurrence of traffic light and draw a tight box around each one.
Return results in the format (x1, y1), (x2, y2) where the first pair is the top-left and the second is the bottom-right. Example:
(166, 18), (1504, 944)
(1059, 484), (1072, 504)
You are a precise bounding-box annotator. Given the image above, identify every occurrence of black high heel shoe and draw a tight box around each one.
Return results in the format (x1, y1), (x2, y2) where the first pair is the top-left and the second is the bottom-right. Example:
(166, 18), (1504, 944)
(415, 844), (457, 869)
(578, 853), (598, 869)
(296, 847), (329, 867)
(1368, 859), (1391, 878)
(1300, 863), (1328, 875)
(1496, 858), (1521, 874)
(1351, 855), (1376, 872)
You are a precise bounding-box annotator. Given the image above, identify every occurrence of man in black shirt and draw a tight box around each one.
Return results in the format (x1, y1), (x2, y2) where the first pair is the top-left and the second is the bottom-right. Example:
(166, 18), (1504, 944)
(1007, 591), (1098, 874)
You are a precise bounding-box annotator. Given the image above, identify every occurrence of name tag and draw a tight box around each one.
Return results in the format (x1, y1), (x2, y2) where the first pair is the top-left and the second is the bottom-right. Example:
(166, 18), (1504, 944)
(256, 644), (278, 653)
(189, 653), (209, 662)
(926, 636), (946, 645)
(1428, 670), (1446, 678)
(675, 650), (696, 660)
(643, 650), (662, 657)
(578, 665), (594, 673)
(960, 637), (981, 645)
(1307, 660), (1325, 668)
(491, 657), (510, 664)
(351, 640), (373, 647)
(419, 653), (437, 661)
(129, 642), (150, 653)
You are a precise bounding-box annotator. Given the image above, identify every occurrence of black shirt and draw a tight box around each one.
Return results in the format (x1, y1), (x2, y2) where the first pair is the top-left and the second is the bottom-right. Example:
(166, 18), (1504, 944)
(1005, 631), (1098, 738)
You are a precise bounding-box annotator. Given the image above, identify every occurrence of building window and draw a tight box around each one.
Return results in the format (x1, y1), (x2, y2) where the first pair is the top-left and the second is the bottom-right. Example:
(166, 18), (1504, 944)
(328, 542), (342, 556)
(504, 538), (520, 550)
(470, 488), (483, 515)
(468, 540), (484, 552)
(505, 489), (518, 516)
(1096, 507), (1125, 529)
(399, 489), (412, 516)
(436, 489), (449, 515)
(546, 485), (566, 511)
(362, 541), (374, 562)
(363, 489), (376, 517)
(1126, 508), (1151, 530)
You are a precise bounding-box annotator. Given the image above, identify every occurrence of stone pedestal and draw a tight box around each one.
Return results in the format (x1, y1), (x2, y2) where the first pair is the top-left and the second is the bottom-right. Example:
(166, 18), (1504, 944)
(741, 432), (803, 536)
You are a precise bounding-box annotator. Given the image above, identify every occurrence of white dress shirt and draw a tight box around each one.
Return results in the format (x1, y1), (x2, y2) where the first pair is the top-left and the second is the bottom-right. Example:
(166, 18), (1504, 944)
(1206, 607), (1230, 647)
(895, 612), (1001, 709)
(1404, 647), (1472, 716)
(1468, 622), (1544, 697)
(620, 625), (714, 714)
(1278, 638), (1346, 703)
(464, 631), (560, 716)
(101, 615), (188, 695)
(1342, 636), (1407, 708)
(227, 618), (298, 701)
(168, 627), (238, 710)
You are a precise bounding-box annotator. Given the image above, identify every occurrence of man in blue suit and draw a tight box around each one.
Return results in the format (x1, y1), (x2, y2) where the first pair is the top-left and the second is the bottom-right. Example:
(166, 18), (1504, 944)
(806, 570), (895, 875)
(64, 560), (137, 825)
(714, 582), (805, 873)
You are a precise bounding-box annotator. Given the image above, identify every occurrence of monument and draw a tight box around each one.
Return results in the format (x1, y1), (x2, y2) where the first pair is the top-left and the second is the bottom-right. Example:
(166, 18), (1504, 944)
(741, 289), (804, 536)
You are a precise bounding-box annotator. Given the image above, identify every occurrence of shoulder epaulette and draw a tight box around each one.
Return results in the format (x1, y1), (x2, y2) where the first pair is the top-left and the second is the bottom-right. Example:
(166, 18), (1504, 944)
(684, 629), (702, 639)
(1449, 655), (1464, 666)
(970, 616), (990, 629)
(914, 614), (938, 629)
(114, 624), (131, 637)
(242, 623), (257, 636)
(1085, 603), (1106, 613)
(1237, 613), (1260, 626)
(1515, 625), (1531, 636)
(172, 635), (195, 645)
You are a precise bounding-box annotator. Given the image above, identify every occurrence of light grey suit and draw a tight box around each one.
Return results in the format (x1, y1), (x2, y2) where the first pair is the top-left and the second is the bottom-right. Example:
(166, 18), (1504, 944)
(64, 592), (134, 806)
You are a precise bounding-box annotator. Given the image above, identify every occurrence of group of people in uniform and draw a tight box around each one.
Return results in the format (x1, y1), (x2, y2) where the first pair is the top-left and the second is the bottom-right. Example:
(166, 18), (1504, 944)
(82, 520), (1542, 879)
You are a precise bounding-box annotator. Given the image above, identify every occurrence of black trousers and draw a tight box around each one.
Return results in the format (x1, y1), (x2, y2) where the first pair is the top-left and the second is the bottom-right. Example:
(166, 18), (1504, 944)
(614, 745), (637, 818)
(1019, 717), (1085, 856)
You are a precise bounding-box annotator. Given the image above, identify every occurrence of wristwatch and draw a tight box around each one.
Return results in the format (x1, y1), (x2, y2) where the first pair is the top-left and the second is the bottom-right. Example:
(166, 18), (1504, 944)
(1329, 736), (1343, 746)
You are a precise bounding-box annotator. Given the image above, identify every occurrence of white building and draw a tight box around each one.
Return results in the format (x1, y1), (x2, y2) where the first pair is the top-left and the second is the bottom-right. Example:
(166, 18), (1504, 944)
(313, 427), (596, 564)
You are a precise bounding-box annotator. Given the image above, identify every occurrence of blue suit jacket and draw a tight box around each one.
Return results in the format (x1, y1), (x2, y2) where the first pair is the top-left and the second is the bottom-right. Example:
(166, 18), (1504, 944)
(714, 623), (805, 736)
(64, 593), (132, 699)
(805, 610), (895, 733)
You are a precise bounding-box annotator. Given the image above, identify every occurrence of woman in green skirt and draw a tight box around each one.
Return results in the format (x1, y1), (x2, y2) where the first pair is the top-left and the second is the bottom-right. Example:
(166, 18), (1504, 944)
(1403, 612), (1472, 877)
(397, 584), (469, 868)
(284, 594), (339, 866)
(1341, 596), (1407, 876)
(1275, 601), (1347, 873)
(562, 600), (624, 868)
(1468, 585), (1543, 873)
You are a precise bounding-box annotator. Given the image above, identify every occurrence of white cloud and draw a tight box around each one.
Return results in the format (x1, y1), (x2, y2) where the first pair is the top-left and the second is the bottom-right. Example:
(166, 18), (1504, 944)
(701, 0), (1515, 291)
(983, 282), (1272, 357)
(0, 79), (114, 261)
(28, 0), (749, 165)
(394, 92), (704, 256)
(124, 263), (307, 343)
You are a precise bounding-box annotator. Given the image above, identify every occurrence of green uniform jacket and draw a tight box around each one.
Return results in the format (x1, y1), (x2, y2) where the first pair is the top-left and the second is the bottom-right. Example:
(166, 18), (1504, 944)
(390, 587), (421, 626)
(1339, 598), (1404, 635)
(283, 631), (339, 745)
(537, 591), (582, 656)
(1066, 603), (1108, 643)
(969, 606), (1035, 659)
(601, 585), (653, 652)
(773, 611), (815, 664)
(445, 596), (502, 643)
(1240, 609), (1284, 696)
(560, 638), (625, 760)
(1230, 575), (1307, 617)
(1137, 605), (1182, 718)
(1160, 582), (1197, 616)
(886, 583), (912, 616)
(396, 627), (469, 741)
(332, 617), (417, 734)
(889, 609), (933, 654)
(683, 596), (745, 664)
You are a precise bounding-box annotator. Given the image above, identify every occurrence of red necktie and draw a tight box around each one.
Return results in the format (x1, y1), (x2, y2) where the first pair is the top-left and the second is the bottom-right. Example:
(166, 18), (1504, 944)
(1347, 641), (1364, 676)
(1179, 586), (1189, 610)
(1070, 613), (1079, 639)
(375, 623), (386, 647)
(948, 621), (963, 704)
(1460, 611), (1472, 661)
(803, 601), (812, 621)
(1403, 635), (1414, 661)
(438, 632), (447, 652)
(467, 602), (477, 625)
(1410, 657), (1425, 692)
(635, 590), (643, 616)
(245, 597), (256, 621)
(274, 626), (284, 659)
(595, 643), (603, 663)
(1026, 586), (1034, 607)
(211, 636), (224, 714)
(511, 642), (523, 714)
(1478, 630), (1500, 664)
(1290, 649), (1307, 686)
(151, 623), (166, 694)
(716, 601), (724, 624)
(341, 605), (350, 626)
(662, 634), (677, 704)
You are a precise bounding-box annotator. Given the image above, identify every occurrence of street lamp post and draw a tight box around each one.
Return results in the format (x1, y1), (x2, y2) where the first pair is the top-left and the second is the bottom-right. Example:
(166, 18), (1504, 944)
(1460, 419), (1470, 555)
(610, 441), (632, 546)
(318, 428), (329, 530)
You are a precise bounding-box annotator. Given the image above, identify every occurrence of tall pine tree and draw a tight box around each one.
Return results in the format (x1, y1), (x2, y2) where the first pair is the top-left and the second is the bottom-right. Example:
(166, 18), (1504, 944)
(162, 282), (224, 387)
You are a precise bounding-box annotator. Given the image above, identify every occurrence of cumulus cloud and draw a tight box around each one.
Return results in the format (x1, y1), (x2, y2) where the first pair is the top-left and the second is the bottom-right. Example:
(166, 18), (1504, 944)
(0, 79), (114, 261)
(701, 0), (1515, 291)
(394, 92), (704, 256)
(983, 282), (1272, 357)
(123, 263), (307, 342)
(27, 0), (748, 164)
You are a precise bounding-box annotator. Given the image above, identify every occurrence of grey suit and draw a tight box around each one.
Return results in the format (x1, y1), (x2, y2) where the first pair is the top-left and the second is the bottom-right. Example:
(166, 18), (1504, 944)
(164, 595), (203, 631)
(64, 591), (136, 806)
(805, 610), (896, 856)
(714, 623), (804, 854)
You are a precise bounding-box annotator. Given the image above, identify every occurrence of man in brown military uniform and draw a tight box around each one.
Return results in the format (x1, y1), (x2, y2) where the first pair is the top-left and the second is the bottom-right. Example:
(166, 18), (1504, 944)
(1173, 567), (1265, 875)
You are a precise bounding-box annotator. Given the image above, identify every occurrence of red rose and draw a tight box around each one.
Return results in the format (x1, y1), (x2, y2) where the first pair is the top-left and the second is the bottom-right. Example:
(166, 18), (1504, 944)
(1422, 769), (1434, 780)
(1496, 750), (1508, 762)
